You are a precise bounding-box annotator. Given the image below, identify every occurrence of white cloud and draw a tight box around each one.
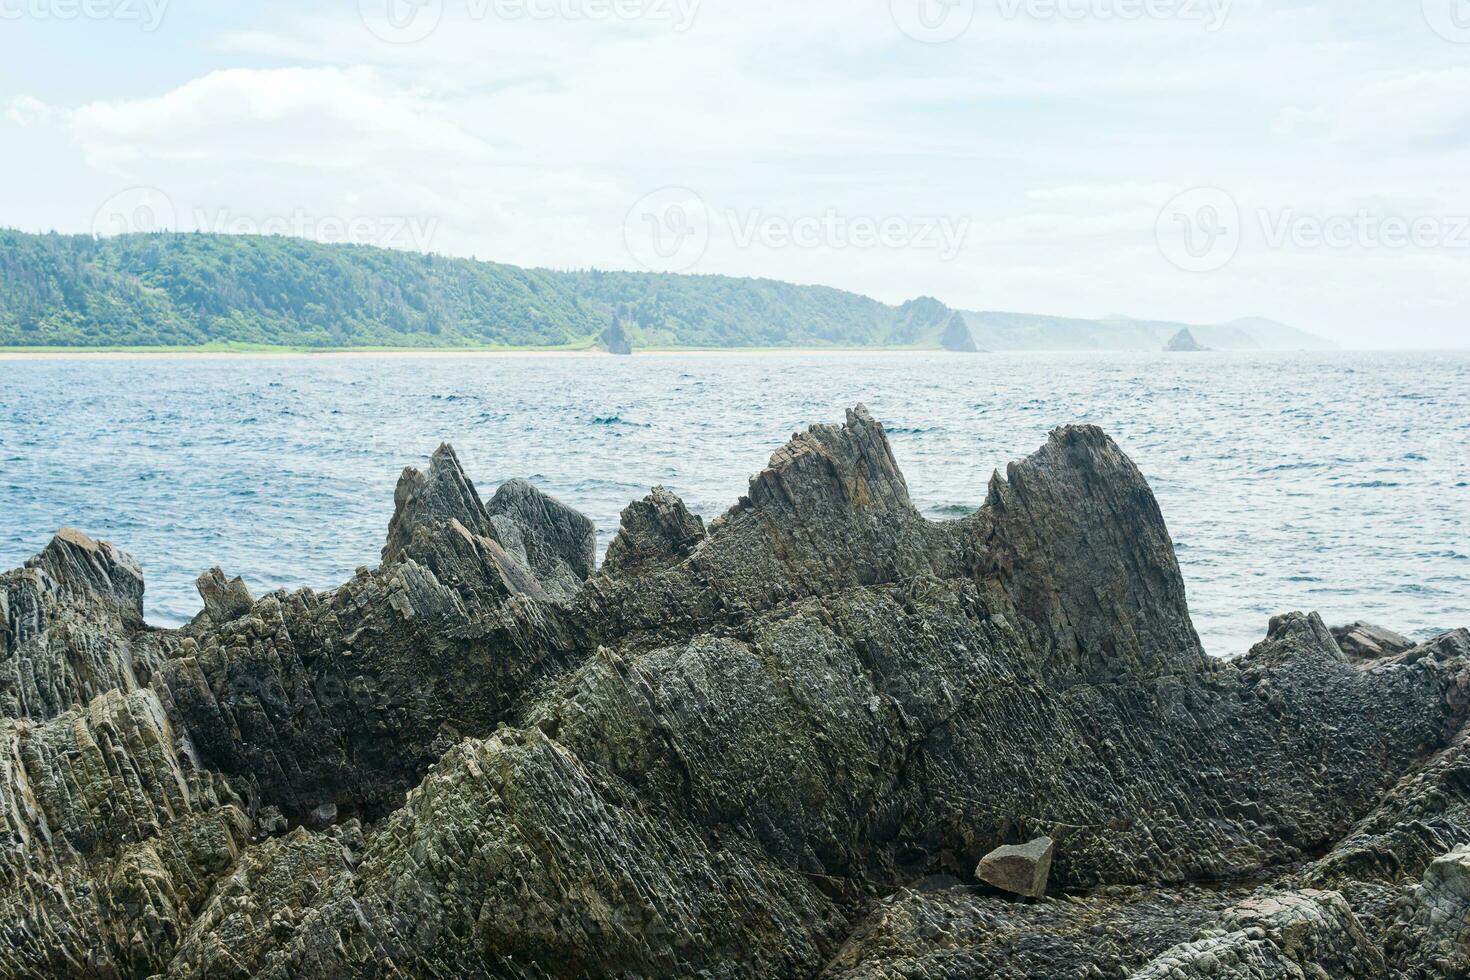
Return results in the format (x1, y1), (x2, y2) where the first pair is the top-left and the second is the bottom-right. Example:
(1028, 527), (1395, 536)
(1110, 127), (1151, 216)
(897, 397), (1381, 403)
(2, 0), (1467, 346)
(6, 96), (54, 127)
(64, 67), (494, 170)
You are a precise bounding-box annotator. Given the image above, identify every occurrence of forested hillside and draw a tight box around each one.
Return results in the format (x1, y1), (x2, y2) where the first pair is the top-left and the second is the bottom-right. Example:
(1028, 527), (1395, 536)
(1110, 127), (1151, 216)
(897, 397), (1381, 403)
(0, 231), (960, 350)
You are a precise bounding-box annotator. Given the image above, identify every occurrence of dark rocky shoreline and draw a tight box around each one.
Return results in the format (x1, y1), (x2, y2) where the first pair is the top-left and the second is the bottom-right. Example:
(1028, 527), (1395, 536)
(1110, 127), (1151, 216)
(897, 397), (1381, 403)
(3, 406), (1468, 978)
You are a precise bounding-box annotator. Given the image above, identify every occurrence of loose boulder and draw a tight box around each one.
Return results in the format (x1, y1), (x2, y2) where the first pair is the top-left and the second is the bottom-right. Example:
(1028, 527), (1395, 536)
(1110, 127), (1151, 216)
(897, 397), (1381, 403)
(977, 837), (1056, 899)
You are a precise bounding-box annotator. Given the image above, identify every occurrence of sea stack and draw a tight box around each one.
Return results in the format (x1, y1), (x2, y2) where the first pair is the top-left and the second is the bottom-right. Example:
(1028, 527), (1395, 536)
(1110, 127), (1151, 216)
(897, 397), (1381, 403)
(1165, 327), (1207, 352)
(602, 316), (633, 356)
(941, 312), (980, 352)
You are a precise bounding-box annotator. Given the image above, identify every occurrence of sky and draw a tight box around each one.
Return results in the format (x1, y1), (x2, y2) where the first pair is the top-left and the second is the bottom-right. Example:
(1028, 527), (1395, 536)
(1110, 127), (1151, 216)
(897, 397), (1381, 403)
(1, 0), (1468, 348)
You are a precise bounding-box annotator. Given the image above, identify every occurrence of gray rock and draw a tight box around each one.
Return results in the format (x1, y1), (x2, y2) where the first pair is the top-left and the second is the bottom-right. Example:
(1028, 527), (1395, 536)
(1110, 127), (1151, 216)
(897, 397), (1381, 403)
(600, 486), (707, 578)
(382, 443), (594, 602)
(195, 566), (255, 623)
(602, 315), (634, 355)
(940, 312), (979, 352)
(486, 477), (597, 599)
(1332, 620), (1416, 659)
(1165, 328), (1208, 352)
(308, 802), (339, 829)
(1, 405), (1468, 978)
(1, 528), (161, 720)
(977, 838), (1056, 899)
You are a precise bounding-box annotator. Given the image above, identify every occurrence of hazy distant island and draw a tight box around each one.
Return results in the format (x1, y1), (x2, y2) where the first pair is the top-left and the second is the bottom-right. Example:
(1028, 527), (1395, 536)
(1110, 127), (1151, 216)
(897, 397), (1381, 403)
(0, 230), (1333, 353)
(1164, 328), (1209, 353)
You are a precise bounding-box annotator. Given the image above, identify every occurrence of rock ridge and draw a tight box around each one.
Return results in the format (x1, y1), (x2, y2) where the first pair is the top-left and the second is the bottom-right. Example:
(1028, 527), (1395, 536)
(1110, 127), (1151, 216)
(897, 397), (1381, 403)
(0, 406), (1466, 978)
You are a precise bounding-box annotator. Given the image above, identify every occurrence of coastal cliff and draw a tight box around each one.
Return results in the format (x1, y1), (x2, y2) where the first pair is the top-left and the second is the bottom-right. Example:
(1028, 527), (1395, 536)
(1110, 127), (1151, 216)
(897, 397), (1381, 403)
(2, 407), (1468, 978)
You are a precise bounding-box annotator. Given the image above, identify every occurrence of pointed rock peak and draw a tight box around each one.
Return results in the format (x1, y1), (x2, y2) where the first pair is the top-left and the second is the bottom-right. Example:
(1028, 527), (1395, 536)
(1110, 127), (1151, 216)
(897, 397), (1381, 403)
(983, 424), (1206, 678)
(429, 442), (461, 470)
(487, 479), (597, 597)
(1165, 328), (1207, 352)
(746, 404), (911, 517)
(408, 517), (549, 603)
(1244, 612), (1345, 667)
(383, 443), (493, 565)
(941, 312), (979, 352)
(30, 527), (145, 626)
(196, 567), (255, 624)
(602, 487), (707, 579)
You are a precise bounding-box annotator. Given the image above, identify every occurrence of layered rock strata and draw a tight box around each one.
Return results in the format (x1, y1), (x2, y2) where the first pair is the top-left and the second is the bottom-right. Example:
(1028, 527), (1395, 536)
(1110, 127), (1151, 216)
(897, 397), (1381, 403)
(1, 405), (1467, 978)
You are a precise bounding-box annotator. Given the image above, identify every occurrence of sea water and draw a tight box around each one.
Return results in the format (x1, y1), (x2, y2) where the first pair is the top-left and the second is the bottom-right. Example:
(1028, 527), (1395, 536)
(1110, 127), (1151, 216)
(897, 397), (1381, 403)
(1, 350), (1465, 657)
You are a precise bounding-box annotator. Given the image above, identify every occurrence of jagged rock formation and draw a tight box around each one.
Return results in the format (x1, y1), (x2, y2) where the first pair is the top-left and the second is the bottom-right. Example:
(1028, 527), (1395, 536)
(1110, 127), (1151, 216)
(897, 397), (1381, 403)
(1165, 328), (1208, 352)
(2, 406), (1468, 978)
(1, 528), (162, 721)
(939, 313), (979, 353)
(194, 567), (254, 625)
(1333, 620), (1416, 660)
(602, 315), (634, 355)
(600, 487), (707, 578)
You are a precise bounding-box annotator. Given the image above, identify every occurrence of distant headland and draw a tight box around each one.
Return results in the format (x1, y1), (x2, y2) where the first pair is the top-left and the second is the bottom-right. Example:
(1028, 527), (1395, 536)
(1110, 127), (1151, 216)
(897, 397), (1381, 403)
(0, 230), (1332, 354)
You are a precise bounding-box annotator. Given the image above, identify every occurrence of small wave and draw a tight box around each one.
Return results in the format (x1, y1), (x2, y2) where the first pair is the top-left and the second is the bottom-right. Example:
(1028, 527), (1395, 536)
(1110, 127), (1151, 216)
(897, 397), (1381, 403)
(1262, 462), (1324, 472)
(591, 416), (651, 428)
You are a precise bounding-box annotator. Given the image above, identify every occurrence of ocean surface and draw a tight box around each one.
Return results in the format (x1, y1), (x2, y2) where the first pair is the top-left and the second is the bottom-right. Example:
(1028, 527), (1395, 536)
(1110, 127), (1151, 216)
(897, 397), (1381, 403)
(1, 350), (1465, 657)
